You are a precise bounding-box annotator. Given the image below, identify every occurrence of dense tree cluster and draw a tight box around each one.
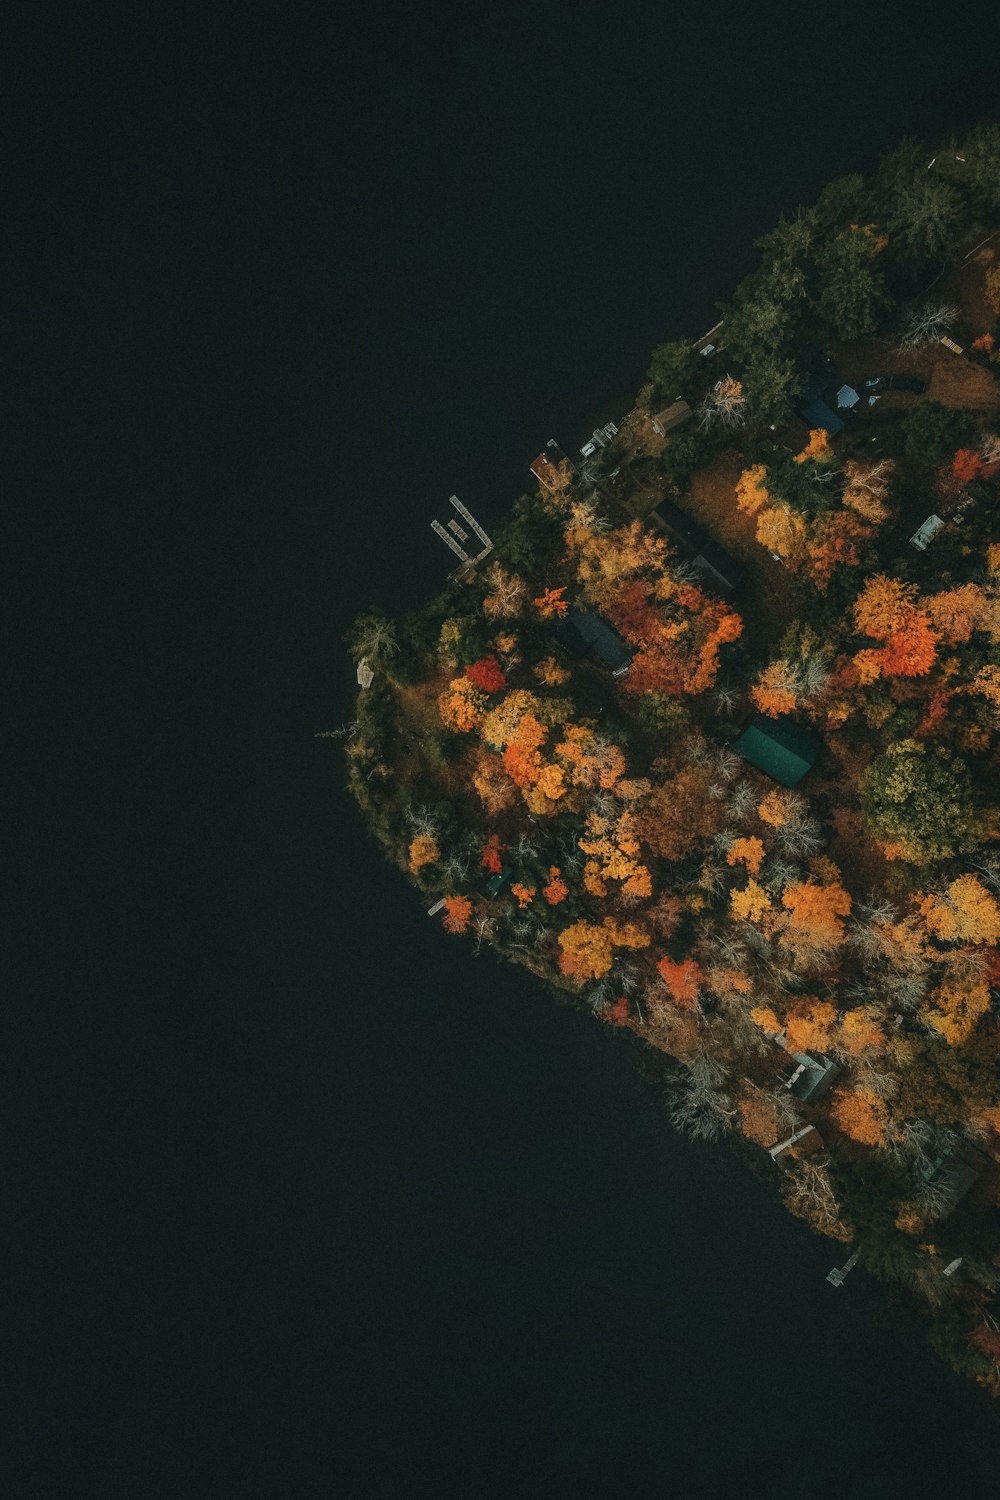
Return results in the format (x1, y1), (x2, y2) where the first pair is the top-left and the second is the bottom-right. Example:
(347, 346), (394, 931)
(346, 126), (1000, 1400)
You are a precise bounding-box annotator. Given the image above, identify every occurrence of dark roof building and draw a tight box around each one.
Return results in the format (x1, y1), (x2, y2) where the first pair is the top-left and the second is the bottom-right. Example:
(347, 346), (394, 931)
(733, 715), (821, 787)
(786, 1053), (839, 1102)
(652, 399), (693, 436)
(798, 398), (844, 436)
(554, 610), (632, 675)
(797, 365), (845, 437)
(649, 505), (744, 595)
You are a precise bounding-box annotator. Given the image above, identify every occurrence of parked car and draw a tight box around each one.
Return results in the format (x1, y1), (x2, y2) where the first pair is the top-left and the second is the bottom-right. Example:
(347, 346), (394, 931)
(862, 374), (926, 394)
(888, 374), (926, 393)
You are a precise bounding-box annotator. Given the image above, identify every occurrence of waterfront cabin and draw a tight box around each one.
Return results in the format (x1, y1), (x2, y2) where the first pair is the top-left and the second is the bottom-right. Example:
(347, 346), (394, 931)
(530, 439), (575, 493)
(554, 610), (632, 676)
(919, 1143), (988, 1219)
(732, 714), (821, 787)
(651, 399), (693, 437)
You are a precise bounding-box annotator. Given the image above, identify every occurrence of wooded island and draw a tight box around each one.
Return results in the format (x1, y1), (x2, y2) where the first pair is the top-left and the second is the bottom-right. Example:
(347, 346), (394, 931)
(344, 126), (1000, 1396)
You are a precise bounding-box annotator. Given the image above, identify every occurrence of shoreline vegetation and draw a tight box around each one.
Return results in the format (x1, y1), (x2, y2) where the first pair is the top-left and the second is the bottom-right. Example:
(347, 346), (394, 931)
(344, 126), (1000, 1395)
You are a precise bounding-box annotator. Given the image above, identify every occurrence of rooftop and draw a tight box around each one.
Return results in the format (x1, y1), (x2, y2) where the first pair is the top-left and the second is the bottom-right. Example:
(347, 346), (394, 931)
(732, 715), (821, 787)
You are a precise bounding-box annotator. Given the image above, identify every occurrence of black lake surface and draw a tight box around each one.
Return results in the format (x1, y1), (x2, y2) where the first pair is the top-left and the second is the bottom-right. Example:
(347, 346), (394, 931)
(9, 5), (1000, 1495)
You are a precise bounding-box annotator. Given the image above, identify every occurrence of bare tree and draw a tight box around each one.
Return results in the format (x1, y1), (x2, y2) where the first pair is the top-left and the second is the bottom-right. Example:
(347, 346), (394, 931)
(726, 782), (758, 822)
(471, 915), (496, 956)
(441, 851), (470, 885)
(348, 612), (398, 664)
(899, 301), (958, 347)
(666, 1053), (732, 1141)
(775, 814), (823, 858)
(714, 683), (742, 718)
(712, 746), (741, 784)
(405, 803), (440, 836)
(783, 1160), (846, 1237)
(697, 375), (747, 432)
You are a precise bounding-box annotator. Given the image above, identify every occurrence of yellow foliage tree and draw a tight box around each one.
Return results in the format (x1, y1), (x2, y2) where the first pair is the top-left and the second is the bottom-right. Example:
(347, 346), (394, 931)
(919, 875), (1000, 945)
(920, 976), (991, 1045)
(837, 1007), (887, 1056)
(726, 836), (765, 876)
(830, 1086), (888, 1146)
(784, 999), (838, 1053)
(731, 878), (771, 923)
(735, 464), (770, 515)
(481, 689), (545, 750)
(533, 655), (571, 686)
(758, 789), (791, 826)
(408, 834), (440, 876)
(794, 428), (833, 464)
(756, 505), (807, 563)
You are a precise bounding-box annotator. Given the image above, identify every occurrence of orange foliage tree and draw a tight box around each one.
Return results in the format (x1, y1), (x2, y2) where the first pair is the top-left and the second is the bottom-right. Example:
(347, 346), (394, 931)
(656, 957), (703, 1006)
(533, 585), (569, 619)
(780, 877), (851, 955)
(726, 836), (765, 875)
(852, 573), (938, 678)
(542, 866), (569, 905)
(480, 833), (504, 874)
(751, 661), (800, 717)
(837, 1007), (887, 1056)
(408, 834), (440, 876)
(438, 676), (487, 732)
(784, 999), (837, 1053)
(794, 428), (833, 464)
(735, 464), (770, 515)
(830, 1086), (888, 1146)
(925, 584), (988, 645)
(442, 895), (474, 933)
(919, 875), (1000, 945)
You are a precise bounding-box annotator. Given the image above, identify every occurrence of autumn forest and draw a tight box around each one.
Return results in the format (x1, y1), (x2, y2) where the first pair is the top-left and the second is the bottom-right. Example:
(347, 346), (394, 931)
(345, 127), (1000, 1396)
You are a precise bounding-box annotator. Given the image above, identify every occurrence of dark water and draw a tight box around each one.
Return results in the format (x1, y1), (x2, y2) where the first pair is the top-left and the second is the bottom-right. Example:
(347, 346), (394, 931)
(9, 5), (1000, 1495)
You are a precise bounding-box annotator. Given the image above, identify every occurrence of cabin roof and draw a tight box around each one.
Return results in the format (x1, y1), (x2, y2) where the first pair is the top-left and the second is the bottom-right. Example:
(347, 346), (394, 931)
(554, 610), (632, 673)
(652, 399), (693, 435)
(797, 399), (844, 437)
(733, 715), (821, 787)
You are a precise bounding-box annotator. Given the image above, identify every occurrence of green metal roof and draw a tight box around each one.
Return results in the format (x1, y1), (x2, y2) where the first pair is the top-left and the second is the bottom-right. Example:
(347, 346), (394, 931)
(733, 715), (821, 787)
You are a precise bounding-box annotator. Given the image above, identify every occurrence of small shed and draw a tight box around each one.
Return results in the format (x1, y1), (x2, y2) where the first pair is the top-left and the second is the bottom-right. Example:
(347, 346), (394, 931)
(910, 514), (945, 551)
(836, 384), (860, 411)
(554, 610), (632, 675)
(651, 399), (693, 437)
(732, 714), (821, 787)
